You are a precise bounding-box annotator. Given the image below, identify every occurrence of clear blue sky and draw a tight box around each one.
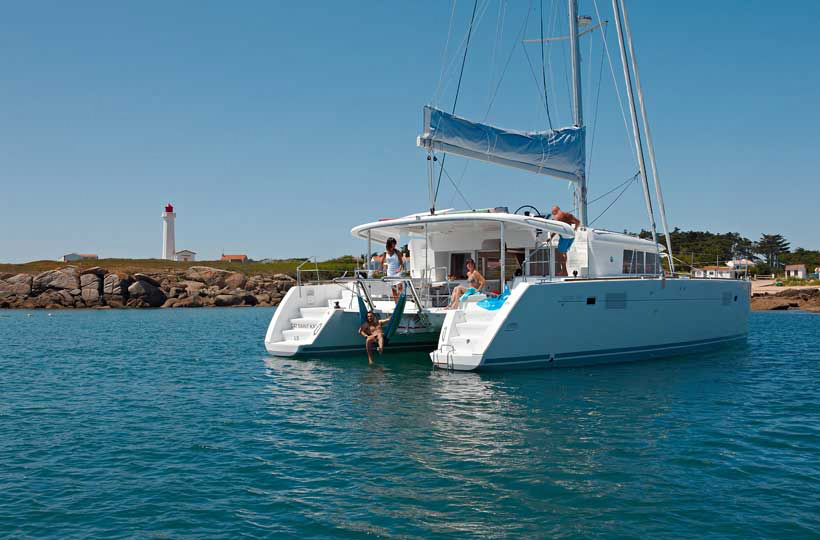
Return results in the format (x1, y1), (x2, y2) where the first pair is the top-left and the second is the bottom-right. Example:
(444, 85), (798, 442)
(1, 1), (818, 263)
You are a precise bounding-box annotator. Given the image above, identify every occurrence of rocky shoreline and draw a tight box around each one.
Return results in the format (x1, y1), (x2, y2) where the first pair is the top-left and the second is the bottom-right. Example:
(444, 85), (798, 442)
(3, 266), (819, 313)
(0, 266), (295, 309)
(750, 288), (820, 313)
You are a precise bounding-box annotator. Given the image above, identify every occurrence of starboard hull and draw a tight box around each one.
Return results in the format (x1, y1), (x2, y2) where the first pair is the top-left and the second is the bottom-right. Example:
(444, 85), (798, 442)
(431, 278), (750, 371)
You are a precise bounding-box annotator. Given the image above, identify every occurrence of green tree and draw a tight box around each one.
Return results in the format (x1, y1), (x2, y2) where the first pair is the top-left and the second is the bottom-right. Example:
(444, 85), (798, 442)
(756, 234), (790, 267)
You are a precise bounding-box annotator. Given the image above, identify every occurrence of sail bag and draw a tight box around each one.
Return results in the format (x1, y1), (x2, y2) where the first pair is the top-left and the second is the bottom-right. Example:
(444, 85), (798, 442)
(418, 106), (585, 182)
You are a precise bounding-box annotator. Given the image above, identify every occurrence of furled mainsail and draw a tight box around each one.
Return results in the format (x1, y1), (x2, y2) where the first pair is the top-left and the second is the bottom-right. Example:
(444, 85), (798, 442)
(417, 106), (585, 182)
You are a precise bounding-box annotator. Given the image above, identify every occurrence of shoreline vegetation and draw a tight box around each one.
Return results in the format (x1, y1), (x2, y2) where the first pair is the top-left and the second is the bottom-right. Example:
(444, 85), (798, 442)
(0, 258), (353, 310)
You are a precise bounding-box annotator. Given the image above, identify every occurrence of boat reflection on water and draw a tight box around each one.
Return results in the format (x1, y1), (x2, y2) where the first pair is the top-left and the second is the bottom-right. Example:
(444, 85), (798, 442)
(257, 346), (757, 536)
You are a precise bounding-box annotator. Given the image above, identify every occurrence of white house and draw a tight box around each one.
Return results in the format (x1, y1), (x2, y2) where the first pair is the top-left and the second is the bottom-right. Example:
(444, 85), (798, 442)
(785, 264), (807, 279)
(175, 250), (196, 262)
(60, 253), (98, 262)
(726, 259), (754, 271)
(692, 266), (738, 279)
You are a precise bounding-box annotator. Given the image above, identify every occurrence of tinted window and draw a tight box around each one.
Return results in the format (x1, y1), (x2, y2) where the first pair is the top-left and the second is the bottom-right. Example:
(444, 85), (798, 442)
(622, 250), (635, 274)
(635, 252), (646, 274)
(645, 252), (657, 274)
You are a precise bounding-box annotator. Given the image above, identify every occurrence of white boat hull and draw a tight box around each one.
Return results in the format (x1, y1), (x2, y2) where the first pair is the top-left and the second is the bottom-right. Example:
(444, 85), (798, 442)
(431, 278), (749, 371)
(265, 284), (443, 357)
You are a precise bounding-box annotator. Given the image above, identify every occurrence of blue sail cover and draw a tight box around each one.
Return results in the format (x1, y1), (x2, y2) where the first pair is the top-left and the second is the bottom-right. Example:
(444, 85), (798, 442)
(417, 106), (585, 182)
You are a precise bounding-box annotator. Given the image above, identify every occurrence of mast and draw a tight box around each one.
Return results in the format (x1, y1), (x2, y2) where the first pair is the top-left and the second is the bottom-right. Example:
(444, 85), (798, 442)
(618, 0), (675, 272)
(611, 0), (659, 250)
(568, 0), (587, 226)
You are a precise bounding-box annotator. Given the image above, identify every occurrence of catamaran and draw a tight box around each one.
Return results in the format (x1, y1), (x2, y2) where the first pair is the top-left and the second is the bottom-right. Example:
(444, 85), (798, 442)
(264, 0), (749, 369)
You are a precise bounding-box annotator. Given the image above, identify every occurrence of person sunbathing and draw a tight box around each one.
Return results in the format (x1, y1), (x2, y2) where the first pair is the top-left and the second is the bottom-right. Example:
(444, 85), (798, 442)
(358, 311), (388, 364)
(448, 259), (486, 309)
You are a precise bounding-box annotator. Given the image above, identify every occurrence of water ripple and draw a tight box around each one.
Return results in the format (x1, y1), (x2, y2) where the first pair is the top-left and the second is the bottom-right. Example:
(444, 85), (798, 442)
(1, 309), (819, 539)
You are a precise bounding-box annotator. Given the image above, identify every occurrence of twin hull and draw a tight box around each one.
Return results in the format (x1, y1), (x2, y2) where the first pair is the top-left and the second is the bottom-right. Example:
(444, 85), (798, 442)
(432, 278), (750, 371)
(264, 279), (749, 371)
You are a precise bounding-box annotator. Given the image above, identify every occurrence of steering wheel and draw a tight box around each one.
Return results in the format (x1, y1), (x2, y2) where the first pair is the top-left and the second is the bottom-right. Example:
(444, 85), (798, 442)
(514, 205), (544, 218)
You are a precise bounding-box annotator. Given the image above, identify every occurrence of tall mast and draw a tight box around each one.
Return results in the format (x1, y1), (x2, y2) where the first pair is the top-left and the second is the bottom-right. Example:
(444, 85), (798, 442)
(619, 0), (675, 272)
(611, 0), (659, 250)
(568, 0), (587, 226)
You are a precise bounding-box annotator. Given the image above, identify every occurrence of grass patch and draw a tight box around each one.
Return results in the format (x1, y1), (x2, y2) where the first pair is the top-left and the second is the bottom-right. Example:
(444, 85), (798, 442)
(781, 278), (820, 287)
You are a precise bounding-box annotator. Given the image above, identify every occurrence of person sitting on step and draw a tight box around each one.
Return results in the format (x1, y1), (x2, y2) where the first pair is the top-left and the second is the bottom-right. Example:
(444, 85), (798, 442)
(358, 311), (388, 364)
(447, 259), (486, 309)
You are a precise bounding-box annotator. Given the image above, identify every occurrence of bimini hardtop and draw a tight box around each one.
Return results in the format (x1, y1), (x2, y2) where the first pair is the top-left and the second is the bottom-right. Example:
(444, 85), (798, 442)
(352, 209), (575, 244)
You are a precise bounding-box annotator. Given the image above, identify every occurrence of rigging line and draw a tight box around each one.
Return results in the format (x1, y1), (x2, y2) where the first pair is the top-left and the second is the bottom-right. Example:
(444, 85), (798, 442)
(483, 0), (533, 121)
(435, 0), (492, 105)
(448, 161), (472, 208)
(539, 0), (553, 129)
(586, 24), (608, 184)
(547, 0), (561, 123)
(589, 174), (638, 226)
(587, 171), (638, 205)
(559, 1), (572, 120)
(441, 164), (473, 209)
(433, 0), (459, 106)
(592, 0), (635, 163)
(522, 37), (550, 116)
(486, 0), (505, 114)
(433, 0), (480, 207)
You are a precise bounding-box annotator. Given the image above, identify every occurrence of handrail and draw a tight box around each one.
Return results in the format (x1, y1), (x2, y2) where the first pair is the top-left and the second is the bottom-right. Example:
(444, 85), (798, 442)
(355, 278), (376, 312)
(296, 257), (316, 297)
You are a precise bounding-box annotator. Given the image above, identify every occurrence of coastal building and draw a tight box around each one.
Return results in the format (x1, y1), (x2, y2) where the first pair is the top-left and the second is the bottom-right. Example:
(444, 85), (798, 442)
(221, 254), (248, 263)
(692, 266), (739, 279)
(162, 203), (176, 260)
(785, 264), (807, 279)
(726, 259), (755, 271)
(175, 250), (196, 262)
(60, 253), (98, 262)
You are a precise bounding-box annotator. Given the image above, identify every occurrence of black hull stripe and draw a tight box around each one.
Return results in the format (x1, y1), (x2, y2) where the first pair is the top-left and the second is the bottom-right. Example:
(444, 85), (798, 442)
(483, 334), (747, 365)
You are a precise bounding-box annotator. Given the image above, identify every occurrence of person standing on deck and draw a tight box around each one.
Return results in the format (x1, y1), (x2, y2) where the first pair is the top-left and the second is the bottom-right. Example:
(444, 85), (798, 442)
(550, 206), (580, 276)
(378, 237), (404, 302)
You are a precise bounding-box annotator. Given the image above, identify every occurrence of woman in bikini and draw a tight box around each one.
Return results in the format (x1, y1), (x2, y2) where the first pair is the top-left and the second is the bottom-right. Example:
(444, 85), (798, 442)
(447, 259), (486, 309)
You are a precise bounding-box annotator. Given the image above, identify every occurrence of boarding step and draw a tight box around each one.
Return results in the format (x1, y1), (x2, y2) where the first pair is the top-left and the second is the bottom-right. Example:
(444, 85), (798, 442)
(455, 322), (491, 339)
(299, 307), (329, 319)
(282, 328), (317, 342)
(290, 317), (322, 329)
(461, 309), (498, 322)
(448, 335), (487, 354)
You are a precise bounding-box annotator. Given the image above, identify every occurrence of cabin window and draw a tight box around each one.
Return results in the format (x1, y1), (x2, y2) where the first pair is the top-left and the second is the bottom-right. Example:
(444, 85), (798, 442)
(450, 253), (470, 279)
(622, 250), (635, 274)
(635, 251), (645, 274)
(623, 250), (659, 274)
(645, 252), (658, 274)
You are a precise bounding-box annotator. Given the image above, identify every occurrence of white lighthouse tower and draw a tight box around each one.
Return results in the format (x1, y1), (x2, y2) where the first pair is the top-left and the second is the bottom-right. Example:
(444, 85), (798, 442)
(162, 203), (176, 260)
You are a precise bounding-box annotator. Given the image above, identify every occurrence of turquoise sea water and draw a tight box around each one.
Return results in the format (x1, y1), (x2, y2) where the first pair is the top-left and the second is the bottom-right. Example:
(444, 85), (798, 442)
(1, 308), (819, 539)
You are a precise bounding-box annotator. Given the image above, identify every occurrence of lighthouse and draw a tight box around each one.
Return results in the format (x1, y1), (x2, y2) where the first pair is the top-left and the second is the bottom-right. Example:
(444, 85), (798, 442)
(162, 203), (176, 260)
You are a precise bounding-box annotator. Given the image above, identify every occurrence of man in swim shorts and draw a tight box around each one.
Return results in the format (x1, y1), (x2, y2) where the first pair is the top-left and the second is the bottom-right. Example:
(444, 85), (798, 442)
(551, 205), (580, 276)
(358, 311), (388, 364)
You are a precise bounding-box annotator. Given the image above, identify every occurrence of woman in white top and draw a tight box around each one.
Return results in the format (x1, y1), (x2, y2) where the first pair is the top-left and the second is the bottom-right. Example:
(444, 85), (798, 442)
(379, 237), (404, 302)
